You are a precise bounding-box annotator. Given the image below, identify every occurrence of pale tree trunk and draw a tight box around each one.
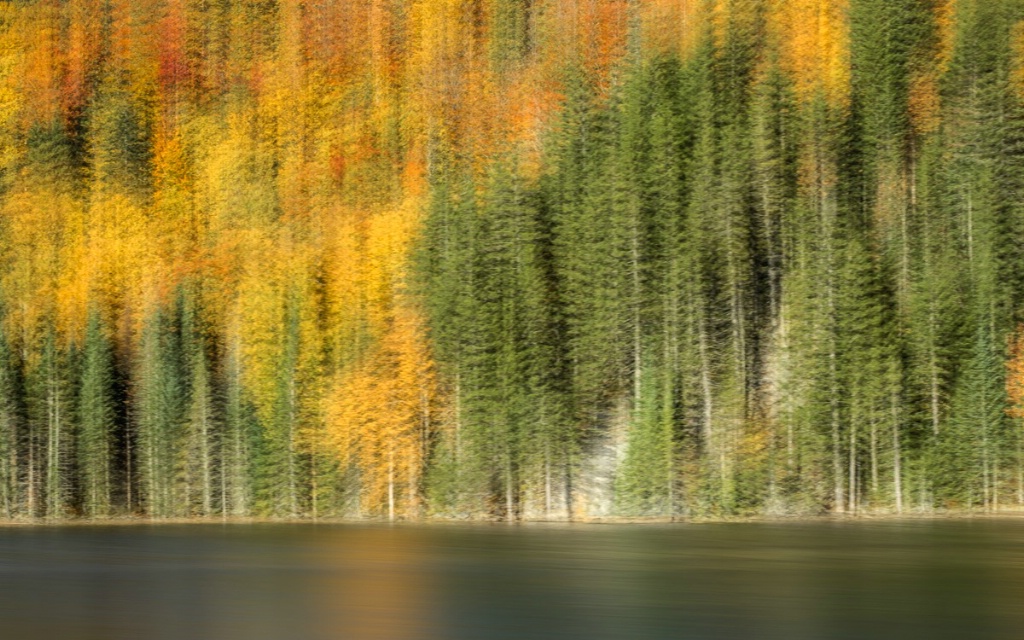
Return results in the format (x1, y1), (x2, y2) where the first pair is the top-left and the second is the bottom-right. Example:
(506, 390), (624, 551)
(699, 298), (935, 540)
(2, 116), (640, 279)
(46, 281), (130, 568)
(388, 449), (395, 523)
(201, 396), (211, 516)
(870, 420), (879, 500)
(544, 444), (551, 518)
(849, 419), (857, 515)
(633, 214), (642, 408)
(288, 375), (298, 517)
(506, 458), (514, 522)
(830, 349), (842, 513)
(892, 396), (903, 514)
(311, 451), (319, 522)
(1017, 438), (1023, 505)
(698, 316), (714, 452)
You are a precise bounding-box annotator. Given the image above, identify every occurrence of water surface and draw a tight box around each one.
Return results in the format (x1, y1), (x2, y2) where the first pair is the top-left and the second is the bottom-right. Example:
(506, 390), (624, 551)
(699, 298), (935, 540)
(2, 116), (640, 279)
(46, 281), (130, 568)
(0, 519), (1022, 639)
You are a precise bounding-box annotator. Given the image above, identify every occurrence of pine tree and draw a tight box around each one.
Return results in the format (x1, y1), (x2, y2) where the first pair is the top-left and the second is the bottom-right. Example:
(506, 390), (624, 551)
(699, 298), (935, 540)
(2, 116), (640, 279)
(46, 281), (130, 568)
(0, 318), (20, 518)
(136, 300), (187, 517)
(26, 329), (76, 519)
(77, 308), (115, 517)
(183, 303), (218, 517)
(936, 319), (1009, 509)
(222, 330), (255, 517)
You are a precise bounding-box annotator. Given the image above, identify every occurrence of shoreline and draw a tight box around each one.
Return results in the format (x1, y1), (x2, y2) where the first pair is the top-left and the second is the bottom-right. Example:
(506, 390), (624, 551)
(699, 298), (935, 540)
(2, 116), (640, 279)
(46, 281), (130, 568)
(1, 509), (1024, 527)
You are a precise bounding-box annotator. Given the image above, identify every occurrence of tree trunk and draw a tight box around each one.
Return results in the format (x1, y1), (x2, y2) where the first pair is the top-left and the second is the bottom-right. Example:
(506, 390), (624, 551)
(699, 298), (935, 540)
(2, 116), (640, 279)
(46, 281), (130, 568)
(388, 449), (395, 522)
(892, 396), (903, 514)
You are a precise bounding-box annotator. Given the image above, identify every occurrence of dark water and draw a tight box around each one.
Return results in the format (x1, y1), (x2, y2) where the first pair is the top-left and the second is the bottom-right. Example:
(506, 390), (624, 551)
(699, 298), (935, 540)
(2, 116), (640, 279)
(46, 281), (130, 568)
(1, 519), (1023, 639)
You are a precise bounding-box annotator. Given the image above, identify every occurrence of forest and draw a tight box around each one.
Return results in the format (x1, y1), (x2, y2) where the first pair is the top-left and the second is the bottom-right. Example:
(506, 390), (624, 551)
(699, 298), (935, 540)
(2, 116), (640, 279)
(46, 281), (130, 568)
(1, 0), (1024, 520)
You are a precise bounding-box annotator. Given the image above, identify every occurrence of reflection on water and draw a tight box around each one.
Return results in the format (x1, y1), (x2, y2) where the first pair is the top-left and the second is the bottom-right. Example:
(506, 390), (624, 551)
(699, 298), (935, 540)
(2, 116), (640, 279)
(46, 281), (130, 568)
(0, 520), (1023, 639)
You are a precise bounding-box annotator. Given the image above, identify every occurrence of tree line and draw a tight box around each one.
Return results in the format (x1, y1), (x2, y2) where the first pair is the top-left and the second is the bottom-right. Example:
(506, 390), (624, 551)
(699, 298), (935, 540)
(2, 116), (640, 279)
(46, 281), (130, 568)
(2, 0), (1024, 520)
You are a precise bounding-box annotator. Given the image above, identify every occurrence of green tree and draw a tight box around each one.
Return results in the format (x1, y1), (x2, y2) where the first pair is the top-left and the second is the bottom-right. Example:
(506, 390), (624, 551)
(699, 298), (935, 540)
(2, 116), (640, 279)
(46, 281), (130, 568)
(136, 299), (187, 517)
(77, 308), (115, 517)
(0, 316), (21, 518)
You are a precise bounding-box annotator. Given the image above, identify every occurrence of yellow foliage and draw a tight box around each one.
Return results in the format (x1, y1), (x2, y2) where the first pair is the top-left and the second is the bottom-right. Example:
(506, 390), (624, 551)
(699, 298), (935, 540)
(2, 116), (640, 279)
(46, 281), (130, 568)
(770, 0), (850, 109)
(642, 0), (709, 60)
(0, 0), (589, 505)
(0, 6), (25, 172)
(235, 232), (293, 426)
(712, 0), (762, 53)
(85, 193), (151, 340)
(325, 301), (439, 518)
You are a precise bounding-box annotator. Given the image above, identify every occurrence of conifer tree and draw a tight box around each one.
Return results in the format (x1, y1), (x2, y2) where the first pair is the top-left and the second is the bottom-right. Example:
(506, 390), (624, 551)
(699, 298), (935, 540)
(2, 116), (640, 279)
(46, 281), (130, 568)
(77, 308), (115, 517)
(937, 320), (1009, 508)
(0, 318), (20, 518)
(136, 300), (187, 517)
(25, 330), (76, 519)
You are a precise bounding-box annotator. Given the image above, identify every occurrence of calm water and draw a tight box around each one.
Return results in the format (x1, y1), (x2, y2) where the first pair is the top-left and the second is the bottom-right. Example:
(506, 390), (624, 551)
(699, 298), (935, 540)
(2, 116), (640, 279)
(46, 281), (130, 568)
(0, 519), (1022, 639)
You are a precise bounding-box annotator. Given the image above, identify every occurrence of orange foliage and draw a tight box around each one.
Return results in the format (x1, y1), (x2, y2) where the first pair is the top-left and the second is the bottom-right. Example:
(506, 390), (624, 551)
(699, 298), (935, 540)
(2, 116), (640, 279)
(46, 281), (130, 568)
(1008, 325), (1024, 421)
(61, 0), (103, 120)
(910, 1), (956, 134)
(1011, 20), (1024, 102)
(909, 72), (942, 134)
(20, 2), (61, 127)
(933, 0), (956, 75)
(156, 0), (195, 104)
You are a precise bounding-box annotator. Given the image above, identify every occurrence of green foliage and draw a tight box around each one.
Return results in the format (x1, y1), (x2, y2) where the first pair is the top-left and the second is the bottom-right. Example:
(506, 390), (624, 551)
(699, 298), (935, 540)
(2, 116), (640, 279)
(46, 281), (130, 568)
(88, 91), (153, 197)
(136, 298), (188, 517)
(0, 317), (20, 518)
(77, 309), (115, 517)
(7, 0), (1024, 521)
(934, 321), (1009, 507)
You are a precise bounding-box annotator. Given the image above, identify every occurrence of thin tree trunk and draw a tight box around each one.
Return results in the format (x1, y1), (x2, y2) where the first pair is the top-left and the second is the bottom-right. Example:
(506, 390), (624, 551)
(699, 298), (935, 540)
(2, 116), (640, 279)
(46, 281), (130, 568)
(892, 396), (903, 514)
(388, 449), (395, 522)
(849, 419), (857, 515)
(870, 420), (878, 500)
(930, 330), (940, 435)
(633, 212), (642, 406)
(222, 440), (228, 521)
(994, 455), (1000, 513)
(983, 437), (990, 512)
(311, 452), (319, 522)
(1017, 437), (1023, 505)
(126, 408), (133, 514)
(966, 189), (974, 269)
(27, 429), (35, 517)
(506, 457), (514, 521)
(830, 348), (842, 513)
(201, 395), (211, 516)
(288, 375), (298, 517)
(544, 444), (551, 518)
(698, 315), (714, 451)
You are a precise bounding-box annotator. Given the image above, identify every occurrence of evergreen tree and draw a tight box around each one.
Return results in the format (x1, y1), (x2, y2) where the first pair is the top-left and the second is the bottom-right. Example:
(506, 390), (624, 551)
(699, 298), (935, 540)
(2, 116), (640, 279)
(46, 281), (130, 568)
(183, 302), (218, 517)
(77, 309), (115, 517)
(0, 318), (20, 518)
(136, 300), (187, 518)
(936, 319), (1009, 508)
(26, 330), (76, 519)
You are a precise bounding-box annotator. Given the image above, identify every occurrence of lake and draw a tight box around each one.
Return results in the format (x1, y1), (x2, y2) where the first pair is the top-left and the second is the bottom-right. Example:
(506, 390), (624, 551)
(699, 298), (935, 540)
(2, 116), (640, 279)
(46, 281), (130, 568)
(0, 519), (1022, 639)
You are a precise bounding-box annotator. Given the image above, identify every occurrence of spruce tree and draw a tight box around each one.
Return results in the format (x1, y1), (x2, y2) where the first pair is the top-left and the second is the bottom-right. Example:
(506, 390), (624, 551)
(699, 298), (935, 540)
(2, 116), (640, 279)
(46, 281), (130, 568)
(77, 309), (115, 517)
(0, 318), (20, 518)
(136, 301), (187, 517)
(936, 320), (1009, 508)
